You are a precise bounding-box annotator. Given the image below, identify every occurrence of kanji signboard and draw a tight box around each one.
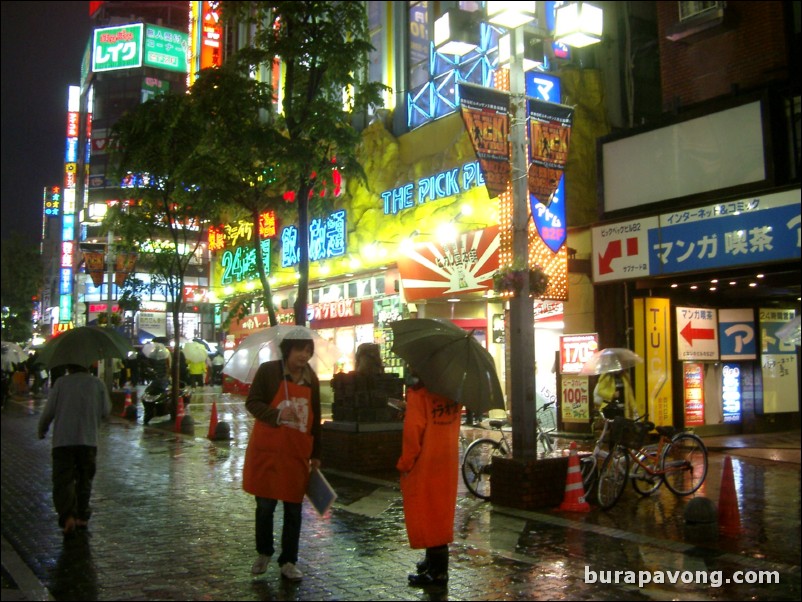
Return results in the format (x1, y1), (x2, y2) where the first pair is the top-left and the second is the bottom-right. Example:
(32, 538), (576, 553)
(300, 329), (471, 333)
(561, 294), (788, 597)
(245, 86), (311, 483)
(592, 189), (800, 283)
(676, 307), (719, 361)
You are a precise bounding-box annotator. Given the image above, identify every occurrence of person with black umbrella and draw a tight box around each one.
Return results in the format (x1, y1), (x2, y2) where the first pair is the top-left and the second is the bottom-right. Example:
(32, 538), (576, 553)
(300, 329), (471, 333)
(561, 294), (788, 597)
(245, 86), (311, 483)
(37, 363), (111, 536)
(397, 372), (462, 587)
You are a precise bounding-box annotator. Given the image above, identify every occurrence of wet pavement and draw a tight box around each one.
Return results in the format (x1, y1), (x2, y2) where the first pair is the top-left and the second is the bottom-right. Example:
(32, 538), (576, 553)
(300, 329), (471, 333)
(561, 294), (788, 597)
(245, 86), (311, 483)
(2, 388), (800, 601)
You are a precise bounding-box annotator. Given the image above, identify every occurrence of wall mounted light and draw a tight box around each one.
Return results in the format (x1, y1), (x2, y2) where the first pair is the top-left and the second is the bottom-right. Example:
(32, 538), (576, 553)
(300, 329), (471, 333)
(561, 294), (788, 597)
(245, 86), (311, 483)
(554, 2), (603, 48)
(434, 9), (480, 56)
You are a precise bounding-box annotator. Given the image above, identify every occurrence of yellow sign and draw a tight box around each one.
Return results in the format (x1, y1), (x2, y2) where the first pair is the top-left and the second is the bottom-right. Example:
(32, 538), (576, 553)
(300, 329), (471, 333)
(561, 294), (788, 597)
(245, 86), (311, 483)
(633, 297), (673, 426)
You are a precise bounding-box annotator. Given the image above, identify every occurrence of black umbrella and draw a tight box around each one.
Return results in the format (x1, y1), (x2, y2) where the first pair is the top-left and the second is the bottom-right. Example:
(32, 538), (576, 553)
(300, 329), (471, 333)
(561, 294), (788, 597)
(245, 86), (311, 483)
(390, 318), (505, 414)
(37, 326), (135, 370)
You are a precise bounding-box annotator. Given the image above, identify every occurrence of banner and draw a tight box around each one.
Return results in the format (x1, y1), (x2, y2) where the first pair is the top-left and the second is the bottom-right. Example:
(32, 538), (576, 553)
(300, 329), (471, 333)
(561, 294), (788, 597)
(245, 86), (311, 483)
(398, 227), (499, 302)
(114, 252), (138, 287)
(459, 84), (510, 199)
(83, 250), (106, 287)
(527, 99), (573, 208)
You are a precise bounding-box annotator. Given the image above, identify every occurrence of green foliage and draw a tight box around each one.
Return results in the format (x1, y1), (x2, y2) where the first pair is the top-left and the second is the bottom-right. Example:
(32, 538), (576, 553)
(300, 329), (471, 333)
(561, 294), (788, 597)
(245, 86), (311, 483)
(1, 233), (43, 342)
(216, 1), (389, 325)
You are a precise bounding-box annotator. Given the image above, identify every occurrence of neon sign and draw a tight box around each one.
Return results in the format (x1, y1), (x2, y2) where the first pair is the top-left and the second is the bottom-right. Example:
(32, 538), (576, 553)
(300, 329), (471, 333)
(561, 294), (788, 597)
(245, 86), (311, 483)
(380, 161), (486, 215)
(281, 210), (347, 267)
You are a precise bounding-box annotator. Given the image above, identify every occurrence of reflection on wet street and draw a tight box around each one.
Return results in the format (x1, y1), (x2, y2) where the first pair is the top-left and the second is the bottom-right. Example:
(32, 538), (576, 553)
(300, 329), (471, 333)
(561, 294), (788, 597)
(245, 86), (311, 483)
(1, 390), (800, 601)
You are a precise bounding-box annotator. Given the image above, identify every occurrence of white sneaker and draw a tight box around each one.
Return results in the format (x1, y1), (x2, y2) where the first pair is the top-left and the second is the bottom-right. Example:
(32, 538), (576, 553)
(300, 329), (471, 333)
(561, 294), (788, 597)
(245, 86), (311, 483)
(251, 554), (271, 575)
(280, 562), (303, 581)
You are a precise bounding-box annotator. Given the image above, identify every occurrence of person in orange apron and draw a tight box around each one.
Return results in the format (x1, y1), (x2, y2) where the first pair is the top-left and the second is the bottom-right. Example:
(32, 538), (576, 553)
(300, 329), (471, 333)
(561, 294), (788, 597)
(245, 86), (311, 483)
(397, 374), (462, 587)
(242, 337), (321, 581)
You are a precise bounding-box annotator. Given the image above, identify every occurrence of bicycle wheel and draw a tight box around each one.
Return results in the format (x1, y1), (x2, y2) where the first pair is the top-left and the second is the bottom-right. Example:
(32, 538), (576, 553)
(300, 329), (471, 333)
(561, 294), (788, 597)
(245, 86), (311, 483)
(579, 455), (597, 497)
(461, 438), (500, 500)
(631, 447), (663, 496)
(661, 432), (708, 496)
(596, 445), (630, 509)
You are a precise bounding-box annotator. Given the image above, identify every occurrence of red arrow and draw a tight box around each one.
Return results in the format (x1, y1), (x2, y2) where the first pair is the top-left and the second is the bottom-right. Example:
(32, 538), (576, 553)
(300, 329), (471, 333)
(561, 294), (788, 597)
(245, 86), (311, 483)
(597, 240), (622, 274)
(680, 321), (716, 345)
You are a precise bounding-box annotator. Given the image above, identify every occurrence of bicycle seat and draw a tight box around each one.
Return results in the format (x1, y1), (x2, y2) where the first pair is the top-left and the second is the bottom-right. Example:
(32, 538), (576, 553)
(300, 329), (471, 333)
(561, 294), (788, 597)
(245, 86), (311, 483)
(487, 419), (506, 430)
(656, 425), (676, 438)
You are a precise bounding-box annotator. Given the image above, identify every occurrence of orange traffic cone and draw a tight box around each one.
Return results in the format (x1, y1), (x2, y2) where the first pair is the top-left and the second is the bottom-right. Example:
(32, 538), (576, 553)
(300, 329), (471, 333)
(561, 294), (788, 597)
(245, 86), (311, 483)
(120, 390), (133, 417)
(718, 455), (741, 536)
(207, 401), (220, 440)
(174, 396), (185, 433)
(559, 441), (591, 512)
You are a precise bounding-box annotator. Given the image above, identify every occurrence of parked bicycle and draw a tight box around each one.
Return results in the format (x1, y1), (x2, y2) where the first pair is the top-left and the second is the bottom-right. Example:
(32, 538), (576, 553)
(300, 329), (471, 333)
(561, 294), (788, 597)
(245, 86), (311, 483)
(578, 400), (626, 496)
(595, 416), (708, 509)
(461, 402), (557, 500)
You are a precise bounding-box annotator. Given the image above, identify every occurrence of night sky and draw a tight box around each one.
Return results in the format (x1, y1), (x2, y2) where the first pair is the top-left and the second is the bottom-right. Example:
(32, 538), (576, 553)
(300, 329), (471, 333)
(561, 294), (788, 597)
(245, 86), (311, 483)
(1, 1), (91, 244)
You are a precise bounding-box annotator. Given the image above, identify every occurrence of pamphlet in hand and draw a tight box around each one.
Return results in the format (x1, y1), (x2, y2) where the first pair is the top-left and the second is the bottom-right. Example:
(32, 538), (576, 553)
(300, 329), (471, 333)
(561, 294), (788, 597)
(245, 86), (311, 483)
(306, 467), (337, 516)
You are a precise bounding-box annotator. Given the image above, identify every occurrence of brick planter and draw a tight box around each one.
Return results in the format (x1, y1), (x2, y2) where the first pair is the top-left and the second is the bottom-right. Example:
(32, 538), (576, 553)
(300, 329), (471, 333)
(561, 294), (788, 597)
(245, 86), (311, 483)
(321, 421), (403, 475)
(490, 456), (570, 510)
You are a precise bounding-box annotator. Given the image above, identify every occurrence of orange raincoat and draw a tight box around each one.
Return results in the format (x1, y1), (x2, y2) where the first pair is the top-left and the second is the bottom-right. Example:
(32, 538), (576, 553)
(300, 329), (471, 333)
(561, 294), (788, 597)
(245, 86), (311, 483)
(397, 385), (462, 549)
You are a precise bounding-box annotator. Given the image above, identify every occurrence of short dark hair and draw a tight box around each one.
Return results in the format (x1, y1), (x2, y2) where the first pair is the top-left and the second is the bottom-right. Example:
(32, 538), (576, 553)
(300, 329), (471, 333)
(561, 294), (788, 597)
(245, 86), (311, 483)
(279, 338), (314, 361)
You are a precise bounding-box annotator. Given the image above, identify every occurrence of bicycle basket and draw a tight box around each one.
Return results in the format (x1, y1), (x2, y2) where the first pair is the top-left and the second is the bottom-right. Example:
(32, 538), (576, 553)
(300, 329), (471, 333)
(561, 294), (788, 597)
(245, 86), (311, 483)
(611, 417), (650, 449)
(601, 401), (625, 419)
(537, 407), (556, 432)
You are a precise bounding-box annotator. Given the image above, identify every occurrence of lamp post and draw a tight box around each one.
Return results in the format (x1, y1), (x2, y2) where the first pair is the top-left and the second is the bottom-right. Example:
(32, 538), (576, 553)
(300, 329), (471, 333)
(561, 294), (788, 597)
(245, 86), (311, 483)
(436, 2), (602, 461)
(506, 24), (538, 461)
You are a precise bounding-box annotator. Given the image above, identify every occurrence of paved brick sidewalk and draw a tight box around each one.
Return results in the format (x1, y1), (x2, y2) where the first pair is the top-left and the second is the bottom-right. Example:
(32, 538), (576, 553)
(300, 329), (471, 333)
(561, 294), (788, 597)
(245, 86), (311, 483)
(2, 399), (800, 601)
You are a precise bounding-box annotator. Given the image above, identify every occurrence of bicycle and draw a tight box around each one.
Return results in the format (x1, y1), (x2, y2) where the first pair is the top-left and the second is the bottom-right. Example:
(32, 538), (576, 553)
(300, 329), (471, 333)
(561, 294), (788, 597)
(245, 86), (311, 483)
(578, 401), (626, 496)
(461, 403), (556, 500)
(595, 416), (708, 510)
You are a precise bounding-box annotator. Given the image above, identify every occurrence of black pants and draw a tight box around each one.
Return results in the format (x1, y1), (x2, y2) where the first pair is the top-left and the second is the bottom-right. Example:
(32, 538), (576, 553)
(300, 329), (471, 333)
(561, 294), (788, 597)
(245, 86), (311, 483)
(424, 545), (449, 575)
(52, 446), (97, 527)
(255, 497), (302, 566)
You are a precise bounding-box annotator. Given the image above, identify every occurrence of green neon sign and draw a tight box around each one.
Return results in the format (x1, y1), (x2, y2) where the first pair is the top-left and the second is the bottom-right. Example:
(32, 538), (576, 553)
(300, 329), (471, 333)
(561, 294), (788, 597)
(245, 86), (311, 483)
(92, 24), (143, 73)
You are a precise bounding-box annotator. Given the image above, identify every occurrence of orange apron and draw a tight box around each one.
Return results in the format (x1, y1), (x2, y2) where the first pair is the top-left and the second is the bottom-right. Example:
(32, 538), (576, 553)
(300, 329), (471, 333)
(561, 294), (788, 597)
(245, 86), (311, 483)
(243, 379), (313, 502)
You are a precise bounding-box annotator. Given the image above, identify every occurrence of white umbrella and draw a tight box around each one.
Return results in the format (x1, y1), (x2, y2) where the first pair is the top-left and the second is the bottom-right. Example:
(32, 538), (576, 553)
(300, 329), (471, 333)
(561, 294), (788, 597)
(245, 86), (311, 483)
(579, 347), (643, 375)
(142, 341), (170, 360)
(2, 342), (28, 372)
(223, 325), (340, 384)
(182, 341), (209, 363)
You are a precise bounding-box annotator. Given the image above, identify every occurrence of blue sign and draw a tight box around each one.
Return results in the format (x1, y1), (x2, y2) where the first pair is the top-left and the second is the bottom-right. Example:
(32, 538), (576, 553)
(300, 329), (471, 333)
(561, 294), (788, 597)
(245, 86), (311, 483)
(718, 309), (757, 360)
(281, 210), (347, 268)
(648, 190), (801, 276)
(721, 363), (742, 423)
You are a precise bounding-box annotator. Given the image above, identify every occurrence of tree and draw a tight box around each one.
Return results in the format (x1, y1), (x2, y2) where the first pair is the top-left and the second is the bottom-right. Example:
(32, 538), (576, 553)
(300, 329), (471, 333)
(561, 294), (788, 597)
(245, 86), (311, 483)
(189, 58), (293, 327)
(107, 92), (218, 412)
(220, 1), (388, 326)
(1, 233), (43, 342)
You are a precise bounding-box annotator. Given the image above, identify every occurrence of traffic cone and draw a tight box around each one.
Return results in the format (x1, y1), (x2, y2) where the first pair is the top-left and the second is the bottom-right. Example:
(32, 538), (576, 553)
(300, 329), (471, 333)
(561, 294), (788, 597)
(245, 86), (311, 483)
(207, 401), (220, 440)
(559, 441), (591, 512)
(718, 455), (741, 536)
(174, 395), (185, 433)
(120, 390), (133, 417)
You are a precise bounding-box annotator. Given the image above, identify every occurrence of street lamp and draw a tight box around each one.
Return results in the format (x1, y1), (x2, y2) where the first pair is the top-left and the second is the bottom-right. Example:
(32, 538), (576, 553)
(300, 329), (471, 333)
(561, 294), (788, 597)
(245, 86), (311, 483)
(435, 3), (603, 462)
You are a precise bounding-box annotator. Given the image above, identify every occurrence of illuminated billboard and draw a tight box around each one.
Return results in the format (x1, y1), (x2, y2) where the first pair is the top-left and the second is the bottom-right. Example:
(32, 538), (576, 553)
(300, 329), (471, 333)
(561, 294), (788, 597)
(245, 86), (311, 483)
(144, 25), (189, 73)
(93, 24), (144, 72)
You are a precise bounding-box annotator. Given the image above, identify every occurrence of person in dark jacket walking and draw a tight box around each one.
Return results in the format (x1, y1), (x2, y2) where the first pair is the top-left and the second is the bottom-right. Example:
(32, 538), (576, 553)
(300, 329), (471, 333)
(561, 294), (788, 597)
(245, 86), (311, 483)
(38, 364), (111, 536)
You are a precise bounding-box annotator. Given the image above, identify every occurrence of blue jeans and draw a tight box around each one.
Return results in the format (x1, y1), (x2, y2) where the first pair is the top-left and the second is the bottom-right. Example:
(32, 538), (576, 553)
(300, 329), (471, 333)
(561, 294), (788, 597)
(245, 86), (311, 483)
(255, 497), (302, 566)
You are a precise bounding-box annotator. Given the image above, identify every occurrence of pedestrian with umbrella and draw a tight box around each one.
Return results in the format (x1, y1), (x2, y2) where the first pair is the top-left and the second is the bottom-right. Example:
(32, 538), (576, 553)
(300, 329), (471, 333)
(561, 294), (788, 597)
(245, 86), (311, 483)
(390, 318), (505, 588)
(241, 325), (323, 582)
(580, 347), (643, 419)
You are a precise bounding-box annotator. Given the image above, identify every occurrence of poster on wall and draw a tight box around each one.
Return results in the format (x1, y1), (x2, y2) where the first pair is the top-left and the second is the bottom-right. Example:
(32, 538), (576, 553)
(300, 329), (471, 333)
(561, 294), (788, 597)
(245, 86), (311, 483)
(759, 308), (798, 414)
(682, 363), (705, 426)
(458, 83), (510, 199)
(561, 375), (590, 423)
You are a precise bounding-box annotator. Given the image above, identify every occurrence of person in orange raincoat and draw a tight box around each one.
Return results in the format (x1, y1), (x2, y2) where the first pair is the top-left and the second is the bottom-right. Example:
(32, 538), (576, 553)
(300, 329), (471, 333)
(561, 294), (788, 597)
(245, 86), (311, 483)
(242, 337), (321, 582)
(397, 374), (462, 587)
